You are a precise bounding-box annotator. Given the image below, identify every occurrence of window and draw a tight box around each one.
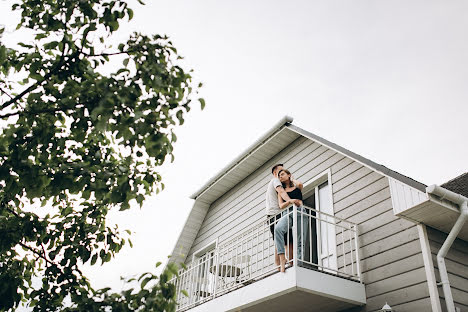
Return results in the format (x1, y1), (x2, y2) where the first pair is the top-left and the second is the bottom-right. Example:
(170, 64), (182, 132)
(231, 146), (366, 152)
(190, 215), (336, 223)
(302, 170), (337, 271)
(191, 241), (217, 299)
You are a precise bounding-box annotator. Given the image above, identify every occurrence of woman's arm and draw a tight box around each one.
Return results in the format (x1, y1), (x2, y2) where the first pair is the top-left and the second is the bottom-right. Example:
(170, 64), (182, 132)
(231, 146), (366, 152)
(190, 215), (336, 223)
(278, 192), (294, 209)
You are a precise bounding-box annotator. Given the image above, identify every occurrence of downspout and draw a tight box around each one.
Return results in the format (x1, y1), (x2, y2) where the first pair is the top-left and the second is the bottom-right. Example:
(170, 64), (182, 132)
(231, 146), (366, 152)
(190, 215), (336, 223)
(426, 185), (468, 312)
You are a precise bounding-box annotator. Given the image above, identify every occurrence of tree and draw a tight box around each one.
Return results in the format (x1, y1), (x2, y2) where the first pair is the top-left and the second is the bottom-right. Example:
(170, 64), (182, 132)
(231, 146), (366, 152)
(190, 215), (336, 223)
(0, 0), (202, 310)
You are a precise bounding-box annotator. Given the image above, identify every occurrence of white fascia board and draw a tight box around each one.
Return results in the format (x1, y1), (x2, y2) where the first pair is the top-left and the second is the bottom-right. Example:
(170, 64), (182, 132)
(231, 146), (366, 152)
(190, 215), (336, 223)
(186, 267), (365, 312)
(388, 177), (428, 215)
(188, 268), (297, 312)
(296, 267), (366, 305)
(167, 200), (210, 265)
(190, 115), (293, 199)
(286, 124), (427, 193)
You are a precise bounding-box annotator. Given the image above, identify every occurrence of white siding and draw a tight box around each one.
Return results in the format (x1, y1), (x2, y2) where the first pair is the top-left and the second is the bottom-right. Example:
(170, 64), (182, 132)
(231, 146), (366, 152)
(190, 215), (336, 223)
(331, 161), (431, 311)
(186, 136), (344, 261)
(427, 226), (468, 312)
(185, 136), (432, 311)
(388, 177), (427, 215)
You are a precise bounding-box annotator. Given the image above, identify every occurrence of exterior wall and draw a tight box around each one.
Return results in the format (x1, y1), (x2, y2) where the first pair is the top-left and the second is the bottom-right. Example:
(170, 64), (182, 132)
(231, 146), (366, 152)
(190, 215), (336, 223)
(332, 163), (431, 312)
(186, 136), (318, 261)
(426, 226), (468, 312)
(185, 136), (431, 311)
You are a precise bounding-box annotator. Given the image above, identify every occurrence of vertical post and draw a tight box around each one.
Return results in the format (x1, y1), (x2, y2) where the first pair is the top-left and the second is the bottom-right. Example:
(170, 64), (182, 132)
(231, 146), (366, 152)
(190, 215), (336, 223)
(213, 247), (218, 297)
(262, 221), (265, 275)
(292, 204), (298, 268)
(349, 224), (354, 276)
(353, 225), (362, 282)
(300, 205), (304, 262)
(341, 226), (345, 274)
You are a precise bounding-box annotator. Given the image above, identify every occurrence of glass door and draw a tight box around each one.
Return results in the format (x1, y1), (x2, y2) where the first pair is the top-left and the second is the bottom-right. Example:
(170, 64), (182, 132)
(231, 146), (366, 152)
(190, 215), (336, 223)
(316, 182), (337, 271)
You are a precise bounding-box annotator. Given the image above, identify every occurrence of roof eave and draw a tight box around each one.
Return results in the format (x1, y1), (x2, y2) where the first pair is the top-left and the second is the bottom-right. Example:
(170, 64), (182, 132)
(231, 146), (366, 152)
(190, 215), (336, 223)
(189, 115), (294, 199)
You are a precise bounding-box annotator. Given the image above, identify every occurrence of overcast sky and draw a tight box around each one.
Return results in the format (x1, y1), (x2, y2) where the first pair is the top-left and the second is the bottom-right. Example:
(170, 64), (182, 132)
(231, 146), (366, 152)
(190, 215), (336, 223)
(2, 0), (468, 296)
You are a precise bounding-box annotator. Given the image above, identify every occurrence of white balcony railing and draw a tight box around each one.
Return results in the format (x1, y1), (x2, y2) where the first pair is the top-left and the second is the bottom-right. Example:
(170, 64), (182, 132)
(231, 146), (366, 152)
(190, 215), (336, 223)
(171, 205), (361, 311)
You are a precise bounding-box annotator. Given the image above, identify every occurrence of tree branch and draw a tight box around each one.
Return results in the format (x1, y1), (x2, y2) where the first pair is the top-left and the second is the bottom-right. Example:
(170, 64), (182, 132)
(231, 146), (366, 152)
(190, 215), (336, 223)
(81, 49), (134, 57)
(0, 45), (74, 111)
(0, 106), (70, 119)
(0, 86), (14, 100)
(18, 241), (57, 267)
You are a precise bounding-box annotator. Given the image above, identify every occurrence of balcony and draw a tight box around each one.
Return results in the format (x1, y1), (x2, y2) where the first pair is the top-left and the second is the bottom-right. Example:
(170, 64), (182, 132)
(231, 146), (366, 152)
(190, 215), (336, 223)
(170, 205), (366, 312)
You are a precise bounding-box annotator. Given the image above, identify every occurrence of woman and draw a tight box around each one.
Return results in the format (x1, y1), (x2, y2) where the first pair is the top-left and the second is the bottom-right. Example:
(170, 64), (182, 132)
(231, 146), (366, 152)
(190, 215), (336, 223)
(274, 169), (308, 272)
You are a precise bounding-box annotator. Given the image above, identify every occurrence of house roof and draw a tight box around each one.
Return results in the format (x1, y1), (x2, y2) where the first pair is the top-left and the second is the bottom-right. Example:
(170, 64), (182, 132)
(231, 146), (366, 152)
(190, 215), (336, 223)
(168, 117), (427, 265)
(441, 172), (468, 198)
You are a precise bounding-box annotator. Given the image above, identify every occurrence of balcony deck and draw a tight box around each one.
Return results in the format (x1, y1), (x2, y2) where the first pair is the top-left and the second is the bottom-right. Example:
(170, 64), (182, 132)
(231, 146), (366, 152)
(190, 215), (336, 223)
(189, 266), (365, 312)
(171, 205), (366, 311)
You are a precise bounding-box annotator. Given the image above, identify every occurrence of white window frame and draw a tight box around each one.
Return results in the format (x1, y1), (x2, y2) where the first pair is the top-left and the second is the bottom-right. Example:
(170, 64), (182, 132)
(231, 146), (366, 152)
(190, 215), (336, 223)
(190, 239), (218, 298)
(192, 239), (218, 263)
(301, 169), (337, 271)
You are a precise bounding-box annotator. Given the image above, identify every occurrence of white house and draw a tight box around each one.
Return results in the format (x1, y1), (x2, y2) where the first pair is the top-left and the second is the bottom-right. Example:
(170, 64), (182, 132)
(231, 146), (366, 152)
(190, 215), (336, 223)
(168, 116), (468, 312)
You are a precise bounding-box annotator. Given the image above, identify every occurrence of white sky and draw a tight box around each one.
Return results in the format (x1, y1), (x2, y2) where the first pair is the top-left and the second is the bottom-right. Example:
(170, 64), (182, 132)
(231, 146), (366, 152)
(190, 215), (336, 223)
(2, 0), (468, 296)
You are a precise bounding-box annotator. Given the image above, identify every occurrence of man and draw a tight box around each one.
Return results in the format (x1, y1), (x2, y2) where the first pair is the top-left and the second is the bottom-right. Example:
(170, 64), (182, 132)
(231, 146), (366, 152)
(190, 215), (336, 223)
(265, 164), (302, 267)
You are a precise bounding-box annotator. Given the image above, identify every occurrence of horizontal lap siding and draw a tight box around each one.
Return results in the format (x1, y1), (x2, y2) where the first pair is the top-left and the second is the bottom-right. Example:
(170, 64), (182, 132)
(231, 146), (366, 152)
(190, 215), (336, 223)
(331, 161), (430, 311)
(186, 137), (349, 263)
(184, 136), (431, 311)
(427, 226), (468, 311)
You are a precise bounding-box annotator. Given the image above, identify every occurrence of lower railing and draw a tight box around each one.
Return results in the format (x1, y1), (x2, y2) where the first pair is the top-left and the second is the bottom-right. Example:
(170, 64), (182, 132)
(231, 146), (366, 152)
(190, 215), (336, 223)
(171, 204), (361, 311)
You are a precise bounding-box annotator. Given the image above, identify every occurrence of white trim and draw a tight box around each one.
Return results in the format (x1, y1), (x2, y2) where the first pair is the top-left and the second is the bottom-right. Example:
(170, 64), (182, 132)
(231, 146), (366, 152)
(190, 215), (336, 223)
(191, 116), (294, 199)
(286, 126), (425, 193)
(301, 169), (337, 271)
(302, 169), (331, 199)
(417, 224), (442, 312)
(192, 239), (218, 263)
(188, 266), (365, 312)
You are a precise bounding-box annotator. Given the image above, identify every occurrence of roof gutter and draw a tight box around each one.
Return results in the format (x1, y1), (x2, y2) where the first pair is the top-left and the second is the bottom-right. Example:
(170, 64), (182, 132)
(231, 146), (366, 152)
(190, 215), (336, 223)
(190, 115), (294, 199)
(426, 184), (468, 312)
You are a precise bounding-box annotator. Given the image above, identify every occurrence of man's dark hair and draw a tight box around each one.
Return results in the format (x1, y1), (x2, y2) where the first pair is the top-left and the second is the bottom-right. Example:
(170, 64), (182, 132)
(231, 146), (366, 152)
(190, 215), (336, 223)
(271, 164), (283, 174)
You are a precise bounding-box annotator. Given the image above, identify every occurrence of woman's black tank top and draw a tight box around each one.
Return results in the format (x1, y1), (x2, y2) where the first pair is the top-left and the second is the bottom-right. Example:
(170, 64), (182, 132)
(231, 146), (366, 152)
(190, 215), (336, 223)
(287, 187), (302, 201)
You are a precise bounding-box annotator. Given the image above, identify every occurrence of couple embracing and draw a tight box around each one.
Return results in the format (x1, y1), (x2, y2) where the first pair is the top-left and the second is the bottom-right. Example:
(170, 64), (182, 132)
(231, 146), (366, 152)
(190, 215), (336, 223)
(265, 164), (309, 272)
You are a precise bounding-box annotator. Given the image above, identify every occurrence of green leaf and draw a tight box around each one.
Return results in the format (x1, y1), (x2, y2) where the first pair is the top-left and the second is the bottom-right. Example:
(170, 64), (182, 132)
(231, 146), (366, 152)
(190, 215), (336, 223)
(141, 276), (152, 288)
(0, 46), (6, 63)
(199, 98), (206, 110)
(104, 253), (111, 262)
(43, 41), (59, 50)
(1, 0), (201, 309)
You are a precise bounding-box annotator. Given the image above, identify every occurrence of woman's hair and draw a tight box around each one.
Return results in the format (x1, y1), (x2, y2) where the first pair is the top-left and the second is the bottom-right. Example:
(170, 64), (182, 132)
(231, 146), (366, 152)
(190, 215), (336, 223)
(278, 169), (294, 188)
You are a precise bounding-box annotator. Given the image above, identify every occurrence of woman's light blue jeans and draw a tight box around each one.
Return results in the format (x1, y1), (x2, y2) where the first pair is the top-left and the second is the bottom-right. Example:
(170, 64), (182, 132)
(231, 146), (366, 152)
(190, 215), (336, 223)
(274, 205), (309, 260)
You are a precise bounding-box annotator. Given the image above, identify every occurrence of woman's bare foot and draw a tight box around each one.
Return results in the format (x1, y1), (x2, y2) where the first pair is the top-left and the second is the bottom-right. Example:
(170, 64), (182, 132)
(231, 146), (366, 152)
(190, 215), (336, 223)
(279, 254), (286, 272)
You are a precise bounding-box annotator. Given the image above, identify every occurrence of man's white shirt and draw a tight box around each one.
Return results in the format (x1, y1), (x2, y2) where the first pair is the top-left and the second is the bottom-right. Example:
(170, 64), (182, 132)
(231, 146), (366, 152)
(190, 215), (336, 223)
(265, 178), (282, 216)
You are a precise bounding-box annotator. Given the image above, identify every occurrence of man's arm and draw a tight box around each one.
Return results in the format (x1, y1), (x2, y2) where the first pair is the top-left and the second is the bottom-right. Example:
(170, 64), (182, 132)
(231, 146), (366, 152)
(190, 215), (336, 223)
(292, 179), (303, 190)
(276, 185), (291, 203)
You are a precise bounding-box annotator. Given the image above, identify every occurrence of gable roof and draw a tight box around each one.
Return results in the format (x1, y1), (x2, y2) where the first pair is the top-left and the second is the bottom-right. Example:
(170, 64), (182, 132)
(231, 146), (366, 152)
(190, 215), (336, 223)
(441, 172), (468, 198)
(168, 116), (426, 265)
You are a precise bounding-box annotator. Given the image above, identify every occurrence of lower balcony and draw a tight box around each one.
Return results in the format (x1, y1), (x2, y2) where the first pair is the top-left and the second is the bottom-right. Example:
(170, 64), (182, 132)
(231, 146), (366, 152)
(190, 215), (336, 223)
(171, 205), (366, 311)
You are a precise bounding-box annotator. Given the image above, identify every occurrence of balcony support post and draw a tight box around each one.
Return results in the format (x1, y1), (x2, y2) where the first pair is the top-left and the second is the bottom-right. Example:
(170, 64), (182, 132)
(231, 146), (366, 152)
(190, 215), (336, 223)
(213, 249), (218, 297)
(292, 204), (298, 268)
(353, 225), (362, 283)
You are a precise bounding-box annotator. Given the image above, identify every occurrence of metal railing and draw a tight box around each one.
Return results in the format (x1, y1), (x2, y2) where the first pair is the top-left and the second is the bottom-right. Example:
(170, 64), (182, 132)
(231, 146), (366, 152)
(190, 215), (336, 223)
(171, 204), (360, 311)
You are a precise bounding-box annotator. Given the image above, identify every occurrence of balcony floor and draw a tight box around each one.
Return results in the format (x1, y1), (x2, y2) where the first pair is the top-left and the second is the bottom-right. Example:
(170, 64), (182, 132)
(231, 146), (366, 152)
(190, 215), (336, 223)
(189, 266), (366, 312)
